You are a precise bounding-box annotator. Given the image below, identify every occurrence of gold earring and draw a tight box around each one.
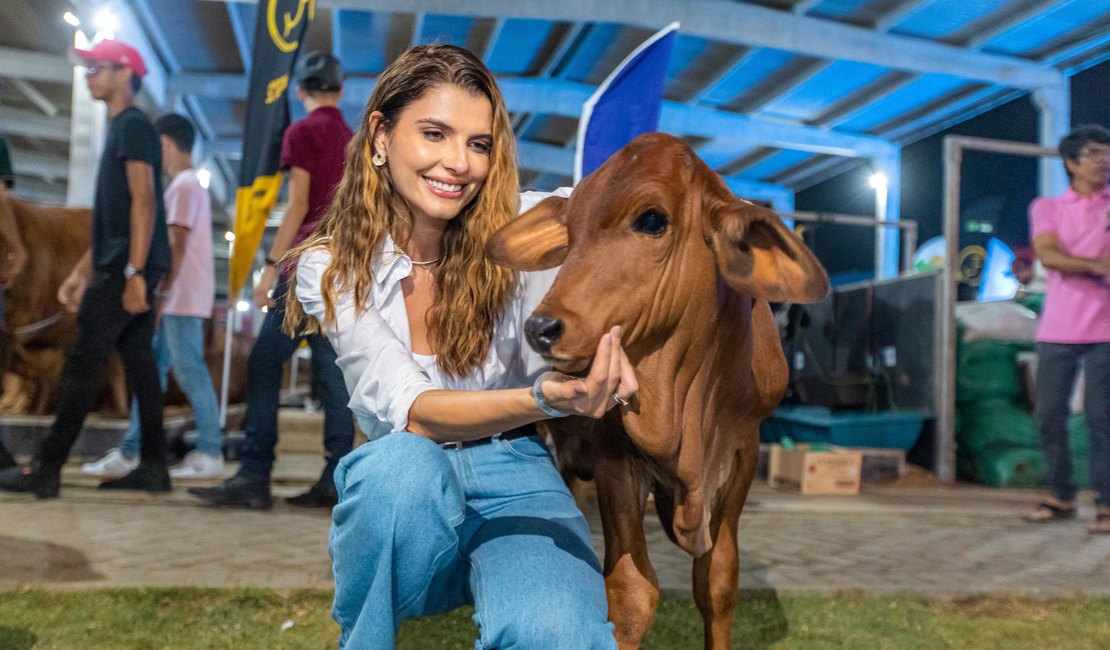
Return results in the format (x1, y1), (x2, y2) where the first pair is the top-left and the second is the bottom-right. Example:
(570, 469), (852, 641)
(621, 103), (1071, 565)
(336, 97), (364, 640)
(372, 151), (386, 167)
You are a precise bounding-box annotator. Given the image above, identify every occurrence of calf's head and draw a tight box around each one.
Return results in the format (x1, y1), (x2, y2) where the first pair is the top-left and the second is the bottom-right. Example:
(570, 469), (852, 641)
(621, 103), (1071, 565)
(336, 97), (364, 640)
(488, 133), (828, 372)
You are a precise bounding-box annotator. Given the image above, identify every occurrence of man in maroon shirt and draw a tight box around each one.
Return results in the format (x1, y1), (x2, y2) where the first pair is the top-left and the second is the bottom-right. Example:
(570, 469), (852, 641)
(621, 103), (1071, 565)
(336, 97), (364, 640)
(190, 52), (354, 509)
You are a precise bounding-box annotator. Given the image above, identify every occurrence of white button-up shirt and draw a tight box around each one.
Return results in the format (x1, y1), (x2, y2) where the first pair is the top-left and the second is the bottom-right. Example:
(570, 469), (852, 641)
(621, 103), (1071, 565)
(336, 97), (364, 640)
(295, 190), (567, 441)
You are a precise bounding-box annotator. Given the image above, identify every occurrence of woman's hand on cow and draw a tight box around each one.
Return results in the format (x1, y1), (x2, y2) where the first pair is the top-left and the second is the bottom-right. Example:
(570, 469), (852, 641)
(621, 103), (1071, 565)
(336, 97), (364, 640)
(540, 326), (638, 419)
(57, 271), (88, 313)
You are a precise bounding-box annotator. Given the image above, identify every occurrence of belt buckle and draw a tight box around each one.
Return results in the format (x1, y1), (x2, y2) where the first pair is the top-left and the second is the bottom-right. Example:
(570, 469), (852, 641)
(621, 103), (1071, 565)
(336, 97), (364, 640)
(441, 440), (464, 451)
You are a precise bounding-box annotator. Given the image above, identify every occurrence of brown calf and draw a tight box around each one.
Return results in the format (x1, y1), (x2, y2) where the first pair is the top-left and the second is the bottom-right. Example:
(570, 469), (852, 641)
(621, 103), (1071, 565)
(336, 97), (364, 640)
(0, 186), (251, 415)
(488, 133), (828, 649)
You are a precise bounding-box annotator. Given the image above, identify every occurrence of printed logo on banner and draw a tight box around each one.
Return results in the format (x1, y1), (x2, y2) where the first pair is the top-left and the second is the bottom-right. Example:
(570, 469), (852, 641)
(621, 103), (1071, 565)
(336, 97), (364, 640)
(268, 0), (315, 52)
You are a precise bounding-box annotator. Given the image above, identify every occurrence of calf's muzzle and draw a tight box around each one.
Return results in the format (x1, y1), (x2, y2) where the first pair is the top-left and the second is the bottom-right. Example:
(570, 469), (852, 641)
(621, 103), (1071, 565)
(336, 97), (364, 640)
(524, 313), (563, 354)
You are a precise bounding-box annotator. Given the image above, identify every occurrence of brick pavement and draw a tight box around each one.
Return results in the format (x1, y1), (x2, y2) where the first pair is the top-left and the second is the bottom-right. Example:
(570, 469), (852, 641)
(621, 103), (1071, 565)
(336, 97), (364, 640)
(3, 468), (1110, 597)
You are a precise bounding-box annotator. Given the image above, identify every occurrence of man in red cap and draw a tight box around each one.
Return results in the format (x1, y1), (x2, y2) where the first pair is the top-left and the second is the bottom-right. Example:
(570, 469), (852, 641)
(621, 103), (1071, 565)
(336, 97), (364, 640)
(0, 39), (172, 497)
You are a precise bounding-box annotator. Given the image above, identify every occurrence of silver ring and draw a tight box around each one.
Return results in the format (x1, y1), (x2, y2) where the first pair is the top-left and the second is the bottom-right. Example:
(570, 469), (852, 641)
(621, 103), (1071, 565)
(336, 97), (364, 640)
(612, 393), (629, 407)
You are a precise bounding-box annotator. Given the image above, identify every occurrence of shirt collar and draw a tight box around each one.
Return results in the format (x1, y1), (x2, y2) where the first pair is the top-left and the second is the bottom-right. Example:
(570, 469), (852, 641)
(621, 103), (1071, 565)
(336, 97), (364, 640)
(372, 233), (413, 288)
(1062, 185), (1110, 203)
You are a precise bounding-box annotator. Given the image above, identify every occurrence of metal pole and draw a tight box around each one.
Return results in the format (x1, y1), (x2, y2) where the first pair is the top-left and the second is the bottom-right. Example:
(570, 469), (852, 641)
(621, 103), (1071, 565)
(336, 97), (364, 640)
(873, 181), (888, 280)
(901, 222), (917, 274)
(938, 135), (1059, 483)
(938, 137), (962, 483)
(219, 239), (234, 428)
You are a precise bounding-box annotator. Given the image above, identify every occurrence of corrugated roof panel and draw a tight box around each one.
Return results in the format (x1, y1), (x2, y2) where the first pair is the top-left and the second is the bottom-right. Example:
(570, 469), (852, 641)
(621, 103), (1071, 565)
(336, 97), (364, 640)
(664, 35), (711, 99)
(984, 2), (1110, 56)
(421, 15), (474, 48)
(486, 19), (556, 75)
(892, 0), (1013, 40)
(699, 49), (797, 107)
(743, 149), (815, 179)
(153, 1), (242, 72)
(561, 24), (654, 85)
(834, 74), (968, 131)
(758, 59), (889, 122)
(807, 0), (883, 24)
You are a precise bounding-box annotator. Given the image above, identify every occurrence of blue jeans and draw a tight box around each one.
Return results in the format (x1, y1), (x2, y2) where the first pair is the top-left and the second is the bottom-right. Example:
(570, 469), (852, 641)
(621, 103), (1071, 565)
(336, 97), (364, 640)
(330, 432), (616, 650)
(1035, 342), (1110, 507)
(237, 275), (354, 483)
(120, 315), (223, 457)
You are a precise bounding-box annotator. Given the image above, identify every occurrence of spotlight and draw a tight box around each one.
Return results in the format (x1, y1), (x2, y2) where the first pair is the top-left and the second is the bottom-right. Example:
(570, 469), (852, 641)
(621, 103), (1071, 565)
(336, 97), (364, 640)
(869, 173), (888, 190)
(224, 231), (235, 242)
(63, 11), (80, 27)
(94, 8), (119, 35)
(197, 168), (211, 189)
(236, 300), (250, 312)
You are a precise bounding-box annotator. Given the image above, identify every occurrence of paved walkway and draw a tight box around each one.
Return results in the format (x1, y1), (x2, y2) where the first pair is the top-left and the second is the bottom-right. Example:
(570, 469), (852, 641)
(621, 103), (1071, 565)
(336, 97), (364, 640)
(3, 461), (1110, 597)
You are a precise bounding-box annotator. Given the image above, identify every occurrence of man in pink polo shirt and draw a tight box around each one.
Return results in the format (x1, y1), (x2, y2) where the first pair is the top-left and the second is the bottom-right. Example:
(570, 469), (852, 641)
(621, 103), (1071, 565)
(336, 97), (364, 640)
(1025, 124), (1110, 534)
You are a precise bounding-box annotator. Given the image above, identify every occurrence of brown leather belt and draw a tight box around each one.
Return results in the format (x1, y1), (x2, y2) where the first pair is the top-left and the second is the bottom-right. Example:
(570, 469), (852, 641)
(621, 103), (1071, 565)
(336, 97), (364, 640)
(440, 425), (535, 451)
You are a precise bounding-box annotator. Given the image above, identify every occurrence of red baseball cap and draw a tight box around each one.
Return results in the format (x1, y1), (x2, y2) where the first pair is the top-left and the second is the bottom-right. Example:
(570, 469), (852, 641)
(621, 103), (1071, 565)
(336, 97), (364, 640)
(72, 39), (147, 78)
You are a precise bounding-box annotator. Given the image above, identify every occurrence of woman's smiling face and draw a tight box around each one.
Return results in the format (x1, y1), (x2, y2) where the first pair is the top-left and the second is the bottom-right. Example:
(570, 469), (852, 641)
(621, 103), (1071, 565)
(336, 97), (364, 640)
(372, 84), (495, 226)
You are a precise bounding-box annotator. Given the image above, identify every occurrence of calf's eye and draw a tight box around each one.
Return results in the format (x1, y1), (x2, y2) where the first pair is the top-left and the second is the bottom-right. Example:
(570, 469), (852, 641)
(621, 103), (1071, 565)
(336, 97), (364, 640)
(632, 210), (669, 236)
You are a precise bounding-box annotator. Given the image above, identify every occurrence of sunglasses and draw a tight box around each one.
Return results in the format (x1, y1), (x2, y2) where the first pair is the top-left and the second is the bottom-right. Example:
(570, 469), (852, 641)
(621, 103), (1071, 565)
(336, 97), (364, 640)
(84, 62), (124, 76)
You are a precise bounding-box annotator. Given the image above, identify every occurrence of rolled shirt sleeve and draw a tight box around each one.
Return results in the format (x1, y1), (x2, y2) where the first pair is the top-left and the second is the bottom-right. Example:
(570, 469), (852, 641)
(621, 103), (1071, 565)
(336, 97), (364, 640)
(1029, 196), (1059, 241)
(296, 248), (436, 434)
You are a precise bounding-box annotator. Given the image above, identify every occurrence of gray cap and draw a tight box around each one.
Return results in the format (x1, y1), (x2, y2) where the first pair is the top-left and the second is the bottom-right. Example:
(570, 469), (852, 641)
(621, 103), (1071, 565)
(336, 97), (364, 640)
(294, 51), (343, 92)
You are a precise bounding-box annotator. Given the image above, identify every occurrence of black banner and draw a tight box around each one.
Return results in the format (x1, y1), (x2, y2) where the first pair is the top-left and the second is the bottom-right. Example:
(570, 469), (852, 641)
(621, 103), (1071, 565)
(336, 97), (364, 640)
(230, 0), (315, 295)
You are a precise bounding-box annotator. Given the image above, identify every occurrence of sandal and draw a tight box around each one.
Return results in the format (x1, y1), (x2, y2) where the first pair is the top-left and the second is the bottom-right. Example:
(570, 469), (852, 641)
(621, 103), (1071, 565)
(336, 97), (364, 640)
(1022, 501), (1078, 523)
(1089, 512), (1110, 535)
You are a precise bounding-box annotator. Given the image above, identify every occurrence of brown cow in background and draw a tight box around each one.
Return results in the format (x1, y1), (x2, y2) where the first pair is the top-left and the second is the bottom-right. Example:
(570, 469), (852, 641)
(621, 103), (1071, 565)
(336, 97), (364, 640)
(0, 185), (250, 416)
(488, 133), (829, 649)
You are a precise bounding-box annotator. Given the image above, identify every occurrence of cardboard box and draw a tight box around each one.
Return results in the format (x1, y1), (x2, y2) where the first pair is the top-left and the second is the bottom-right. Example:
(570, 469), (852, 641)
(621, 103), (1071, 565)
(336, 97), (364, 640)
(768, 444), (862, 495)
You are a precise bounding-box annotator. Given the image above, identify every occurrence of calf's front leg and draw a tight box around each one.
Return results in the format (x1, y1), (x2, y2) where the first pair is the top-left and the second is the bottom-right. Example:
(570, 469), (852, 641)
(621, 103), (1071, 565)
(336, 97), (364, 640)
(595, 461), (658, 649)
(693, 448), (758, 650)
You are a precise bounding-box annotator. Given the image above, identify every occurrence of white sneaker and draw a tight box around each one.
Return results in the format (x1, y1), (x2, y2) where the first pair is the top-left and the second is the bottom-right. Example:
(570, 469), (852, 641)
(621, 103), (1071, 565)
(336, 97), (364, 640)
(169, 451), (225, 479)
(81, 448), (139, 478)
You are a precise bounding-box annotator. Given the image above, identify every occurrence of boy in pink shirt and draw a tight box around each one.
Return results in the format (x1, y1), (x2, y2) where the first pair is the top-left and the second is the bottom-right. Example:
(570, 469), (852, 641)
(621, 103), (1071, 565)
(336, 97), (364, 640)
(1026, 124), (1110, 533)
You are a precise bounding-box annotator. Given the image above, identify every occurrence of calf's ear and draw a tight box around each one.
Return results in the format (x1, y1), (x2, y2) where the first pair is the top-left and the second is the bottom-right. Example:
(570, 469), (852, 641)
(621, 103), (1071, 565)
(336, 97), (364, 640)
(709, 200), (829, 303)
(486, 196), (569, 271)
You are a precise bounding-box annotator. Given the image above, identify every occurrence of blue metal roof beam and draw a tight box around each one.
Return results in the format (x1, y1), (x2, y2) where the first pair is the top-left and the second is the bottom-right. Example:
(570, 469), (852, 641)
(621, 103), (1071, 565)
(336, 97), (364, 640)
(188, 75), (896, 159)
(684, 46), (753, 106)
(873, 0), (938, 33)
(0, 47), (71, 84)
(305, 0), (1063, 90)
(226, 2), (253, 73)
(790, 0), (824, 16)
(512, 22), (589, 137)
(471, 17), (506, 64)
(959, 0), (1062, 50)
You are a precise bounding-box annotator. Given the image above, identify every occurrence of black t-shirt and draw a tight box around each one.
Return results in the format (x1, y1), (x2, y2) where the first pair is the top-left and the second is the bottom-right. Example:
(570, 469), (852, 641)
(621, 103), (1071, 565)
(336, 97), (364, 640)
(92, 107), (170, 272)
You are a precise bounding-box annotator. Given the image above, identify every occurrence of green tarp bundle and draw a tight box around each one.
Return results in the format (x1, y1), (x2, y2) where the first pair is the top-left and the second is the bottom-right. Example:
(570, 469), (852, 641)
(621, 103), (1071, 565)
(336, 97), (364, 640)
(956, 336), (1090, 488)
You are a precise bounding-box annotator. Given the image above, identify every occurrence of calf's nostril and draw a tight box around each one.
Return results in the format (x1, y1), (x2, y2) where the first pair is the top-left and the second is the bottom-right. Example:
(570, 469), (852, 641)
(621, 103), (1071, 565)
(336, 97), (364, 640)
(524, 314), (564, 353)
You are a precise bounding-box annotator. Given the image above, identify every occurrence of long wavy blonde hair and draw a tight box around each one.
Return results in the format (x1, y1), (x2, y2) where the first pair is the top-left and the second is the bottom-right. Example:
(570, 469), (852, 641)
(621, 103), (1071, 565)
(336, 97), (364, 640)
(284, 45), (519, 378)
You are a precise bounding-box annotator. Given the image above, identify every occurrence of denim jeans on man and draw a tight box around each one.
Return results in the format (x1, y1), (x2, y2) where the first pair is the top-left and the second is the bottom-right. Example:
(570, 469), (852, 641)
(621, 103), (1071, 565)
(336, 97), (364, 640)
(37, 270), (166, 467)
(330, 431), (616, 650)
(237, 274), (354, 484)
(119, 315), (222, 457)
(1035, 342), (1110, 507)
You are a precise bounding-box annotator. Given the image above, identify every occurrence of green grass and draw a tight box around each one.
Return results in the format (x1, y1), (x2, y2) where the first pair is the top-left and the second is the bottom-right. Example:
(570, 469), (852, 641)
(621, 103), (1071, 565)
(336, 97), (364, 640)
(1, 588), (1109, 649)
